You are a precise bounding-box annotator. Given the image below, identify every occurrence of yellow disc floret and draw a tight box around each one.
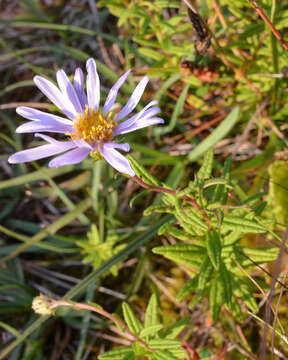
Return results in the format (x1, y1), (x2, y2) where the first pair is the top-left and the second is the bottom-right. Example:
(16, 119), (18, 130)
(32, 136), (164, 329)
(71, 105), (116, 145)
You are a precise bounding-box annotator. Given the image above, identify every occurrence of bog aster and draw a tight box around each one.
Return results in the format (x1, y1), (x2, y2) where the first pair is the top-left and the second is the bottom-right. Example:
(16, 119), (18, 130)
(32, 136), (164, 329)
(8, 58), (164, 176)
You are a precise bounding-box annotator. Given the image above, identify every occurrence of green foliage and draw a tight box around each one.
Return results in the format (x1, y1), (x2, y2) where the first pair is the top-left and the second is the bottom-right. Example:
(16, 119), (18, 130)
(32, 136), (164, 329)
(134, 150), (280, 322)
(76, 225), (125, 276)
(267, 160), (288, 226)
(99, 294), (188, 360)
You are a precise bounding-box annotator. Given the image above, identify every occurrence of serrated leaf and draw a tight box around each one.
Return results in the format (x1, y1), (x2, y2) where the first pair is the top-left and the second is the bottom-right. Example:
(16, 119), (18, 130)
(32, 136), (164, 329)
(236, 246), (279, 266)
(198, 255), (214, 290)
(122, 353), (136, 360)
(209, 277), (223, 322)
(127, 156), (161, 187)
(144, 294), (159, 328)
(203, 178), (233, 189)
(151, 350), (178, 360)
(161, 317), (189, 339)
(161, 226), (193, 241)
(149, 339), (182, 350)
(144, 205), (174, 216)
(98, 347), (133, 360)
(197, 148), (214, 181)
(227, 296), (244, 322)
(206, 230), (222, 270)
(220, 216), (266, 233)
(213, 156), (231, 203)
(177, 275), (199, 301)
(219, 263), (232, 304)
(139, 324), (163, 338)
(122, 303), (143, 335)
(175, 205), (208, 234)
(232, 278), (258, 313)
(153, 244), (205, 268)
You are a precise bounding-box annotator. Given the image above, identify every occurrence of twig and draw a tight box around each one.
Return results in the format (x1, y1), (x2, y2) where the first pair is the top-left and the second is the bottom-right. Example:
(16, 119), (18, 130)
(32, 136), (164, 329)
(271, 268), (288, 360)
(250, 0), (288, 51)
(259, 227), (288, 359)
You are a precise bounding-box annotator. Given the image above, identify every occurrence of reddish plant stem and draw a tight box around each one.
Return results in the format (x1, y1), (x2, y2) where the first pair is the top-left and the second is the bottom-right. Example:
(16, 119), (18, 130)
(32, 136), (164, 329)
(132, 176), (213, 230)
(250, 0), (288, 51)
(52, 300), (154, 352)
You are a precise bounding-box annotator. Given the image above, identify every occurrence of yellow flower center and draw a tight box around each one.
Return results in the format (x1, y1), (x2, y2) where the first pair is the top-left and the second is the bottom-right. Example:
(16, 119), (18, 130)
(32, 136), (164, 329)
(70, 105), (116, 145)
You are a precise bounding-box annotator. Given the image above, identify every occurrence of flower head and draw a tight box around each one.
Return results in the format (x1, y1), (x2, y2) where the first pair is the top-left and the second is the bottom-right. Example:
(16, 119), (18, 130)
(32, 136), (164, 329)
(8, 58), (164, 176)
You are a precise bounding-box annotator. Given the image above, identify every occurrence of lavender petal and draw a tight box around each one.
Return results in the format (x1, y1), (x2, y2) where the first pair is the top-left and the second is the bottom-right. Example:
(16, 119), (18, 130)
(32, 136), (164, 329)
(8, 142), (76, 164)
(100, 144), (135, 176)
(16, 107), (73, 134)
(49, 147), (90, 168)
(103, 70), (131, 115)
(114, 117), (164, 135)
(74, 68), (88, 109)
(116, 76), (149, 121)
(103, 141), (130, 152)
(34, 76), (77, 120)
(56, 69), (83, 114)
(86, 58), (100, 110)
(113, 101), (159, 135)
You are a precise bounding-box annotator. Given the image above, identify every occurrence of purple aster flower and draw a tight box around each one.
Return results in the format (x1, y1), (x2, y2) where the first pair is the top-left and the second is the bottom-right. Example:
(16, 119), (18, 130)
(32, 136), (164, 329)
(8, 58), (164, 176)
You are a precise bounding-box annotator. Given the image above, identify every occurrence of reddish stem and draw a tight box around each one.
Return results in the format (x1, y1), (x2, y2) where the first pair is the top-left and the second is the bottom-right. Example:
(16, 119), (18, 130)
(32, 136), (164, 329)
(132, 176), (213, 230)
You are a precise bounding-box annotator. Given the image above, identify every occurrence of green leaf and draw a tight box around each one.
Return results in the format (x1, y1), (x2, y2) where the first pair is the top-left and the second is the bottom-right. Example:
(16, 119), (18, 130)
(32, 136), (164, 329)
(220, 216), (266, 233)
(206, 230), (222, 270)
(151, 350), (178, 360)
(227, 296), (244, 322)
(127, 155), (161, 186)
(149, 339), (182, 350)
(177, 275), (199, 301)
(138, 47), (165, 61)
(122, 303), (143, 335)
(213, 156), (232, 203)
(232, 278), (258, 313)
(153, 244), (205, 269)
(139, 324), (163, 338)
(122, 352), (136, 360)
(219, 263), (232, 304)
(209, 277), (223, 322)
(98, 347), (133, 360)
(161, 317), (189, 339)
(144, 294), (159, 328)
(235, 247), (279, 266)
(197, 148), (214, 181)
(188, 107), (240, 162)
(198, 255), (214, 290)
(154, 83), (190, 135)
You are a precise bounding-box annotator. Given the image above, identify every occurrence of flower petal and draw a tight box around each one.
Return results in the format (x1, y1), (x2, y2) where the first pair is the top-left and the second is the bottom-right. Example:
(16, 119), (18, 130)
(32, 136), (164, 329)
(34, 133), (79, 149)
(34, 75), (77, 120)
(114, 101), (159, 135)
(74, 67), (88, 109)
(49, 147), (90, 168)
(56, 69), (83, 114)
(16, 107), (73, 134)
(100, 143), (134, 176)
(114, 117), (164, 135)
(8, 141), (76, 164)
(103, 70), (131, 115)
(116, 76), (149, 121)
(104, 141), (130, 152)
(16, 107), (73, 125)
(86, 58), (100, 110)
